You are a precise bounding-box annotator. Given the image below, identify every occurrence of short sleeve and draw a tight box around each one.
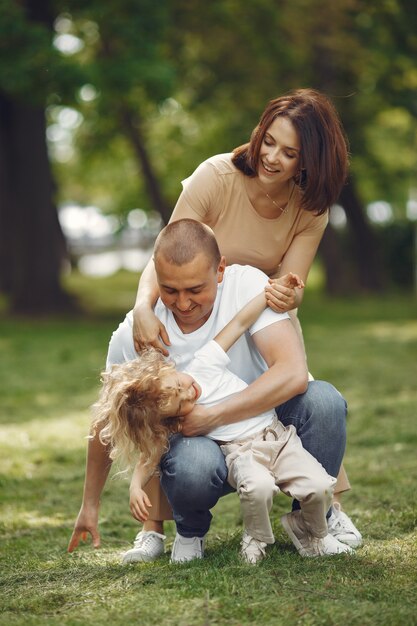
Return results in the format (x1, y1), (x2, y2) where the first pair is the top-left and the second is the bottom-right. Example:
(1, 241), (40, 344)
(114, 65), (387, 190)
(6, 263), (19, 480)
(194, 340), (231, 368)
(295, 210), (328, 238)
(170, 160), (223, 226)
(231, 265), (289, 335)
(106, 311), (137, 368)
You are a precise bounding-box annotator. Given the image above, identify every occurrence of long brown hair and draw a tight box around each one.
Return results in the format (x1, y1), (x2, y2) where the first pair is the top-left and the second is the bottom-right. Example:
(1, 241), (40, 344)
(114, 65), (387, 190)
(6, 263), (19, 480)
(232, 89), (349, 215)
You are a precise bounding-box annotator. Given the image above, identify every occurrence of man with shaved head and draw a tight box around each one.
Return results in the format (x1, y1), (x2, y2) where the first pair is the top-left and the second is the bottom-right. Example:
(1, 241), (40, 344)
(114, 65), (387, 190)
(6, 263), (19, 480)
(69, 219), (347, 563)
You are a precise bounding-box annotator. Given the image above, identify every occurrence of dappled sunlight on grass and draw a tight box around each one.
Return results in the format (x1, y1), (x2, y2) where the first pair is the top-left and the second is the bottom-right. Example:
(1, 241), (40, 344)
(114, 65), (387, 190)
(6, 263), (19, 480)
(1, 412), (91, 454)
(2, 510), (70, 532)
(1, 281), (416, 625)
(361, 320), (417, 341)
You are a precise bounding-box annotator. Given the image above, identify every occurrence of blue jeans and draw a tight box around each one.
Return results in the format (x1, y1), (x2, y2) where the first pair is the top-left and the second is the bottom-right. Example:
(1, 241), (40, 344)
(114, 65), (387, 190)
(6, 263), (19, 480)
(160, 381), (347, 537)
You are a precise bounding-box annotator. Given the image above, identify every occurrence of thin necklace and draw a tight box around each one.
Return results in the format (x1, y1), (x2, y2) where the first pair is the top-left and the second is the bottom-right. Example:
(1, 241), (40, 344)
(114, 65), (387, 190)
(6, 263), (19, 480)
(256, 180), (295, 214)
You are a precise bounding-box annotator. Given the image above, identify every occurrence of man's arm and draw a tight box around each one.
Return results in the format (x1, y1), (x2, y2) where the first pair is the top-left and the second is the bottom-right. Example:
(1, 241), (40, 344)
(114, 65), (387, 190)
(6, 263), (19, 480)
(67, 429), (112, 552)
(181, 318), (308, 436)
(215, 273), (304, 353)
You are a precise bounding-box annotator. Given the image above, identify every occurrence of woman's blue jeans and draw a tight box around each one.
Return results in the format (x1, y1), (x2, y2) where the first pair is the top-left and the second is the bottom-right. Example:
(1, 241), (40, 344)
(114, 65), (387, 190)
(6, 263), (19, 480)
(160, 381), (347, 537)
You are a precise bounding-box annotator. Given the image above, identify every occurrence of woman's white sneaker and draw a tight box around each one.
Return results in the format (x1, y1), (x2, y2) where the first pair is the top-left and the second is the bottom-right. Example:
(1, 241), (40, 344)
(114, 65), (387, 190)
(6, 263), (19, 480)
(327, 503), (363, 547)
(121, 530), (166, 564)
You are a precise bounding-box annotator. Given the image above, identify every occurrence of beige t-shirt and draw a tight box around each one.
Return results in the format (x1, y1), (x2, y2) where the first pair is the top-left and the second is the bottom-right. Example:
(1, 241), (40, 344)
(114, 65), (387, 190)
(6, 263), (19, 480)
(172, 153), (328, 277)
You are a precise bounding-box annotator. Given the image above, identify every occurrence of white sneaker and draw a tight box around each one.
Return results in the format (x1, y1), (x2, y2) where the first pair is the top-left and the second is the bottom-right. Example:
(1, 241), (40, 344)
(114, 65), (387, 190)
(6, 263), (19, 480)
(327, 502), (363, 547)
(121, 530), (166, 564)
(240, 531), (267, 565)
(281, 511), (354, 557)
(170, 533), (205, 563)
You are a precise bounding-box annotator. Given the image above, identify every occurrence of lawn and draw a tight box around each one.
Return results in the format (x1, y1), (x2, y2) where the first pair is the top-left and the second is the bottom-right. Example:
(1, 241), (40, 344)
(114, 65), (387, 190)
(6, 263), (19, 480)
(1, 271), (416, 626)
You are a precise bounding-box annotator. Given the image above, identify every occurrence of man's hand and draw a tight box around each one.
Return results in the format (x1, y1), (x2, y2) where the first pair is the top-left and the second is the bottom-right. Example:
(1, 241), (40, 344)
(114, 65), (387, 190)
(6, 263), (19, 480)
(67, 505), (100, 553)
(181, 404), (217, 437)
(130, 488), (152, 522)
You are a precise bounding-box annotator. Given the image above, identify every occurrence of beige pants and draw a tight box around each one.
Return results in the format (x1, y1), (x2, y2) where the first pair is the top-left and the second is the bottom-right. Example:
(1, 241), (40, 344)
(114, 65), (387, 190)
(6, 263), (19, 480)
(220, 420), (336, 544)
(144, 444), (349, 524)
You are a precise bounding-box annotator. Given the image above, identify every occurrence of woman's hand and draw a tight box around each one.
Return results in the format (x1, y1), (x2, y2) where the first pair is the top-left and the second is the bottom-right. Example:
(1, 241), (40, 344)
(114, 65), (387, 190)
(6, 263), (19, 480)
(265, 272), (304, 314)
(132, 305), (171, 356)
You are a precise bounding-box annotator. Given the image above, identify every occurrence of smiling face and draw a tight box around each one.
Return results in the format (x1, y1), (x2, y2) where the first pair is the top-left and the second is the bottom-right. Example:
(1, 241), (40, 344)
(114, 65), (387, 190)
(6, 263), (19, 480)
(258, 116), (300, 186)
(155, 251), (226, 334)
(159, 370), (202, 417)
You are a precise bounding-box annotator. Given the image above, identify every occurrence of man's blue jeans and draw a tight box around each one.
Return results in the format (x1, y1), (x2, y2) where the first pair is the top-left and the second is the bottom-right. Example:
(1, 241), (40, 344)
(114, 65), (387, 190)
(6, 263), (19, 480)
(160, 381), (347, 537)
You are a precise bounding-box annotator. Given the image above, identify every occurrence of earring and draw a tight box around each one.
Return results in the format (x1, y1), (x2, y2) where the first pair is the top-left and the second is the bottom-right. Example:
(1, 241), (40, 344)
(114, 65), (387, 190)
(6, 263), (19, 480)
(294, 168), (307, 187)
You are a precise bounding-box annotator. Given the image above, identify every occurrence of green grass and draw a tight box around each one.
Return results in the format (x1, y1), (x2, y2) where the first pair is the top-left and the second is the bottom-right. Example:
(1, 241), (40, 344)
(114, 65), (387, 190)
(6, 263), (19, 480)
(1, 271), (416, 626)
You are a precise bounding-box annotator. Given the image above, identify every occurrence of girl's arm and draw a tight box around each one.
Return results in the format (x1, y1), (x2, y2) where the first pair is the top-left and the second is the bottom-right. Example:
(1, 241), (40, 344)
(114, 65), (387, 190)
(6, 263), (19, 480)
(129, 456), (160, 523)
(214, 293), (267, 354)
(215, 273), (304, 354)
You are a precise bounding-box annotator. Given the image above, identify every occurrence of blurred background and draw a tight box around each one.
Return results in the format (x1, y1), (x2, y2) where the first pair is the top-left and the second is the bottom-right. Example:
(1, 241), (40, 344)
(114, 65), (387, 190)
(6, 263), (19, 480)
(1, 0), (416, 314)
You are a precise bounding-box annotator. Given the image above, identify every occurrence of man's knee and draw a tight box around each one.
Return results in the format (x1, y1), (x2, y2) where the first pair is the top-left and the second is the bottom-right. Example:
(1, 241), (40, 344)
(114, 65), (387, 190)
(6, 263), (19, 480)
(299, 381), (347, 432)
(161, 436), (227, 503)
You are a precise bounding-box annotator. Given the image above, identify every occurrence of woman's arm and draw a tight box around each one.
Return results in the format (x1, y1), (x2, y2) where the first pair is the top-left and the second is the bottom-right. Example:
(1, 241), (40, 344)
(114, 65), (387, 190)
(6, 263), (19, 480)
(131, 175), (212, 353)
(266, 227), (324, 313)
(132, 258), (171, 355)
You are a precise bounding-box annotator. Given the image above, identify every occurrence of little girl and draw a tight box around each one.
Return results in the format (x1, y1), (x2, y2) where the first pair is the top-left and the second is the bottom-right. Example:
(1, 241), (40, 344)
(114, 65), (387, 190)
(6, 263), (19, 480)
(93, 273), (352, 564)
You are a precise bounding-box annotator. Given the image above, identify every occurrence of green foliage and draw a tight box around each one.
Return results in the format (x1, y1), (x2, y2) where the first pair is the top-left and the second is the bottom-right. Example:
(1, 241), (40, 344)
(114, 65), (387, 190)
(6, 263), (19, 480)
(2, 0), (417, 216)
(0, 273), (416, 625)
(0, 0), (85, 104)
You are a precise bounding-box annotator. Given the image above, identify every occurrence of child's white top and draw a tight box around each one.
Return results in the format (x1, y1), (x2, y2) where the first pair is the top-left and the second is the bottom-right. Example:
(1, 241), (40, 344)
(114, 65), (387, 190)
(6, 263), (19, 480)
(185, 340), (274, 441)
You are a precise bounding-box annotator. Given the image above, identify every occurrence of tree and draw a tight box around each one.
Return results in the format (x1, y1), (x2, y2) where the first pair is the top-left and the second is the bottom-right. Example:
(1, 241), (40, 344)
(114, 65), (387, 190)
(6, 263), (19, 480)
(2, 0), (416, 313)
(0, 0), (81, 313)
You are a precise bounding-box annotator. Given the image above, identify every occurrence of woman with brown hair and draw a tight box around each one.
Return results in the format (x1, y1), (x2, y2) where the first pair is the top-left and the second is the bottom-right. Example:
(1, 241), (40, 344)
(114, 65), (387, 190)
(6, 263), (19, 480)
(126, 88), (362, 561)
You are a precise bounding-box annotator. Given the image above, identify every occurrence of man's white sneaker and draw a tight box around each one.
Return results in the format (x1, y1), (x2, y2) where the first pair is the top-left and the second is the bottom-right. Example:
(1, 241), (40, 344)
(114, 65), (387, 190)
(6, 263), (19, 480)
(170, 533), (205, 563)
(327, 502), (363, 547)
(121, 530), (166, 564)
(281, 511), (354, 557)
(240, 531), (267, 565)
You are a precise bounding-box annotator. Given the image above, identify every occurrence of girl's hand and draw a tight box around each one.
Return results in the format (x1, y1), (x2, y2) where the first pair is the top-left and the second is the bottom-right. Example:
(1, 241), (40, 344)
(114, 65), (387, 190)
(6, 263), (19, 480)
(132, 305), (171, 356)
(67, 504), (101, 552)
(265, 272), (304, 314)
(129, 488), (152, 522)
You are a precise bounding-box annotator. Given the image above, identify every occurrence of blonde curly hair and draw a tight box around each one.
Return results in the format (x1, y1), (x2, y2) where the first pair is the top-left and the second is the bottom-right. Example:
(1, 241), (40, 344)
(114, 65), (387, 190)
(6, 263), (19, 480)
(91, 348), (182, 469)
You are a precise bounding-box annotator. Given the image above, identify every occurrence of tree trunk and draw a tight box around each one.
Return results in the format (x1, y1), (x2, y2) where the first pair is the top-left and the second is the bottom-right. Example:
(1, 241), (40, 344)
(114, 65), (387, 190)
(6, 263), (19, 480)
(319, 179), (386, 294)
(118, 105), (172, 225)
(339, 178), (385, 291)
(319, 223), (355, 295)
(0, 92), (73, 314)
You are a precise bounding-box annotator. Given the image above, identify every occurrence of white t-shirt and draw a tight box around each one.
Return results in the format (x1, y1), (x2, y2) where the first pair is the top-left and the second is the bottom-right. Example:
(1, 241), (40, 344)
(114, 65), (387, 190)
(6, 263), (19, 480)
(107, 264), (289, 386)
(186, 340), (274, 441)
